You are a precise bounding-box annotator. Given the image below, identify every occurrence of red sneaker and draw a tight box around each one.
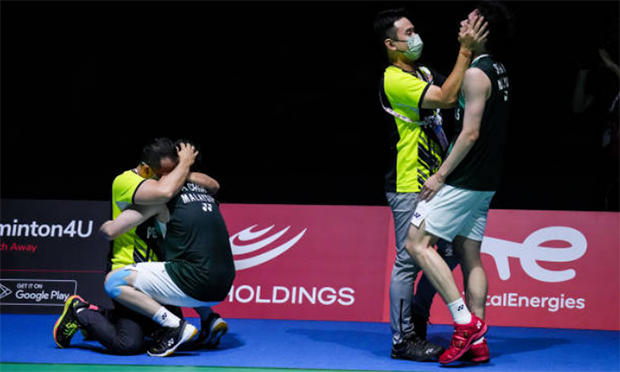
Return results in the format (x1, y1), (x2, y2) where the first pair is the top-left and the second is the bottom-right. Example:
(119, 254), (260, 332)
(460, 338), (490, 363)
(439, 314), (488, 364)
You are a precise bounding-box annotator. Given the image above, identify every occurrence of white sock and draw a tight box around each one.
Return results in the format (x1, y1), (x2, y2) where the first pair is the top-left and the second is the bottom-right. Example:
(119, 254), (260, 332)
(473, 336), (485, 345)
(447, 298), (472, 325)
(153, 307), (181, 328)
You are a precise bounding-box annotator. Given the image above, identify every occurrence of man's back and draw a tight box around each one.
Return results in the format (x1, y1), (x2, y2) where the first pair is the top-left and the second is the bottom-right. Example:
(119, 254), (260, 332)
(162, 182), (235, 302)
(447, 55), (510, 191)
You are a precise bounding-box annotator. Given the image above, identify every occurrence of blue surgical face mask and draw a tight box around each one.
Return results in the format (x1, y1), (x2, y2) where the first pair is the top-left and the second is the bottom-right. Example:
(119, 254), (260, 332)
(395, 34), (424, 61)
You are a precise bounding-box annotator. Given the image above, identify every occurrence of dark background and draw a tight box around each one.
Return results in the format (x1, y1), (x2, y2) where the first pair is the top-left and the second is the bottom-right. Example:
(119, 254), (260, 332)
(2, 1), (619, 211)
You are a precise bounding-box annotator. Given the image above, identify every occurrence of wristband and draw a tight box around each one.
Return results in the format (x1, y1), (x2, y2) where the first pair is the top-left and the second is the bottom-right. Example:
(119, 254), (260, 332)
(460, 49), (472, 59)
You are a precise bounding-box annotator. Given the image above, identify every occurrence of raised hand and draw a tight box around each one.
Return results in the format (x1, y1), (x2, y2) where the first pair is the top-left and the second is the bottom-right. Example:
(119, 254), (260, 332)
(176, 142), (198, 167)
(599, 48), (620, 78)
(458, 14), (489, 52)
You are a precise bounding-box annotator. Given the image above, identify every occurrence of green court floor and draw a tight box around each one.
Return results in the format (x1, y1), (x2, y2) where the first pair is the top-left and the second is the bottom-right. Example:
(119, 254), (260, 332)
(0, 364), (383, 372)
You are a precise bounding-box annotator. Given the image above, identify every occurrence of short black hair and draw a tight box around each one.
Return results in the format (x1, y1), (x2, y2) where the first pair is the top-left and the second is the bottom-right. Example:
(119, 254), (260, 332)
(174, 138), (202, 168)
(475, 1), (516, 58)
(141, 137), (177, 170)
(373, 8), (410, 44)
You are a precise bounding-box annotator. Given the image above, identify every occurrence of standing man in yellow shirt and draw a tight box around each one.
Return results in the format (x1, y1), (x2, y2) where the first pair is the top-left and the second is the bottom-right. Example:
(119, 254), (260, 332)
(374, 7), (487, 362)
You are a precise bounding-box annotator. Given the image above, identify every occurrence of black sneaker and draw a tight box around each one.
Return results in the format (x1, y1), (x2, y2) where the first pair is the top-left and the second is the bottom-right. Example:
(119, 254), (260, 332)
(147, 320), (198, 357)
(412, 312), (429, 340)
(195, 312), (228, 348)
(53, 295), (89, 348)
(390, 334), (445, 362)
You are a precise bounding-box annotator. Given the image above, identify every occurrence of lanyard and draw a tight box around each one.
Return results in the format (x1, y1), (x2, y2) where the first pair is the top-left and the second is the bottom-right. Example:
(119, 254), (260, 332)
(379, 91), (449, 151)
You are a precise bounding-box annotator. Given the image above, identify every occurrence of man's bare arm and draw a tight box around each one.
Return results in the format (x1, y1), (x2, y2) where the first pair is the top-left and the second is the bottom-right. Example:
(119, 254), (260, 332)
(134, 143), (198, 205)
(187, 172), (220, 195)
(421, 16), (488, 109)
(99, 204), (169, 241)
(419, 67), (491, 201)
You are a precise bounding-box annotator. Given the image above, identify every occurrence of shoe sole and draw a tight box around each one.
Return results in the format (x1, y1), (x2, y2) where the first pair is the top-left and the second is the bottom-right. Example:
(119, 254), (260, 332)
(52, 295), (84, 348)
(390, 353), (437, 362)
(439, 323), (488, 364)
(205, 319), (228, 348)
(148, 323), (198, 357)
(390, 348), (443, 363)
(463, 356), (490, 363)
(460, 352), (491, 363)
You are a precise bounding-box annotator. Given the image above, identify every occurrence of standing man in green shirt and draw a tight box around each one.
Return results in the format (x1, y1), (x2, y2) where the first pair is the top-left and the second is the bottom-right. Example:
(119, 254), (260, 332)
(406, 1), (514, 365)
(374, 7), (488, 362)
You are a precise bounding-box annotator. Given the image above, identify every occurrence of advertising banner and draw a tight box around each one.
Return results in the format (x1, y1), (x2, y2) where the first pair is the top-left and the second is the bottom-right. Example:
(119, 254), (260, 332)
(209, 204), (393, 322)
(413, 210), (620, 330)
(1, 200), (618, 330)
(210, 206), (619, 330)
(478, 210), (618, 330)
(0, 200), (112, 313)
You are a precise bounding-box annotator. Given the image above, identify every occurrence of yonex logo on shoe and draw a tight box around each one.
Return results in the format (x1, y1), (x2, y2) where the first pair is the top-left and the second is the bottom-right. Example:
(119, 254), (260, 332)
(230, 225), (307, 271)
(476, 320), (482, 329)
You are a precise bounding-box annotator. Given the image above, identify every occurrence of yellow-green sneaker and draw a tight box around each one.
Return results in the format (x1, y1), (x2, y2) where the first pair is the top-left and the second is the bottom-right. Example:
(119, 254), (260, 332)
(53, 295), (88, 348)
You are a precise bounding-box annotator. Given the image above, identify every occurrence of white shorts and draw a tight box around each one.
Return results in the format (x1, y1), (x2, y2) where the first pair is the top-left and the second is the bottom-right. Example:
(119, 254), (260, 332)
(128, 262), (219, 308)
(411, 184), (495, 242)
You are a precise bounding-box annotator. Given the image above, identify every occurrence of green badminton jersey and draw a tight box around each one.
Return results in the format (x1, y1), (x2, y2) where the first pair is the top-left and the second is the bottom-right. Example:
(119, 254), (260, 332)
(382, 65), (445, 193)
(108, 170), (161, 271)
(163, 182), (235, 302)
(447, 55), (510, 191)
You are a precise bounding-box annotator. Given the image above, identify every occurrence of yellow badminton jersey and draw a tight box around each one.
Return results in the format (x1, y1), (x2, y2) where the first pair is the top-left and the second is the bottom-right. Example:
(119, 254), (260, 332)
(108, 170), (161, 271)
(382, 65), (444, 193)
